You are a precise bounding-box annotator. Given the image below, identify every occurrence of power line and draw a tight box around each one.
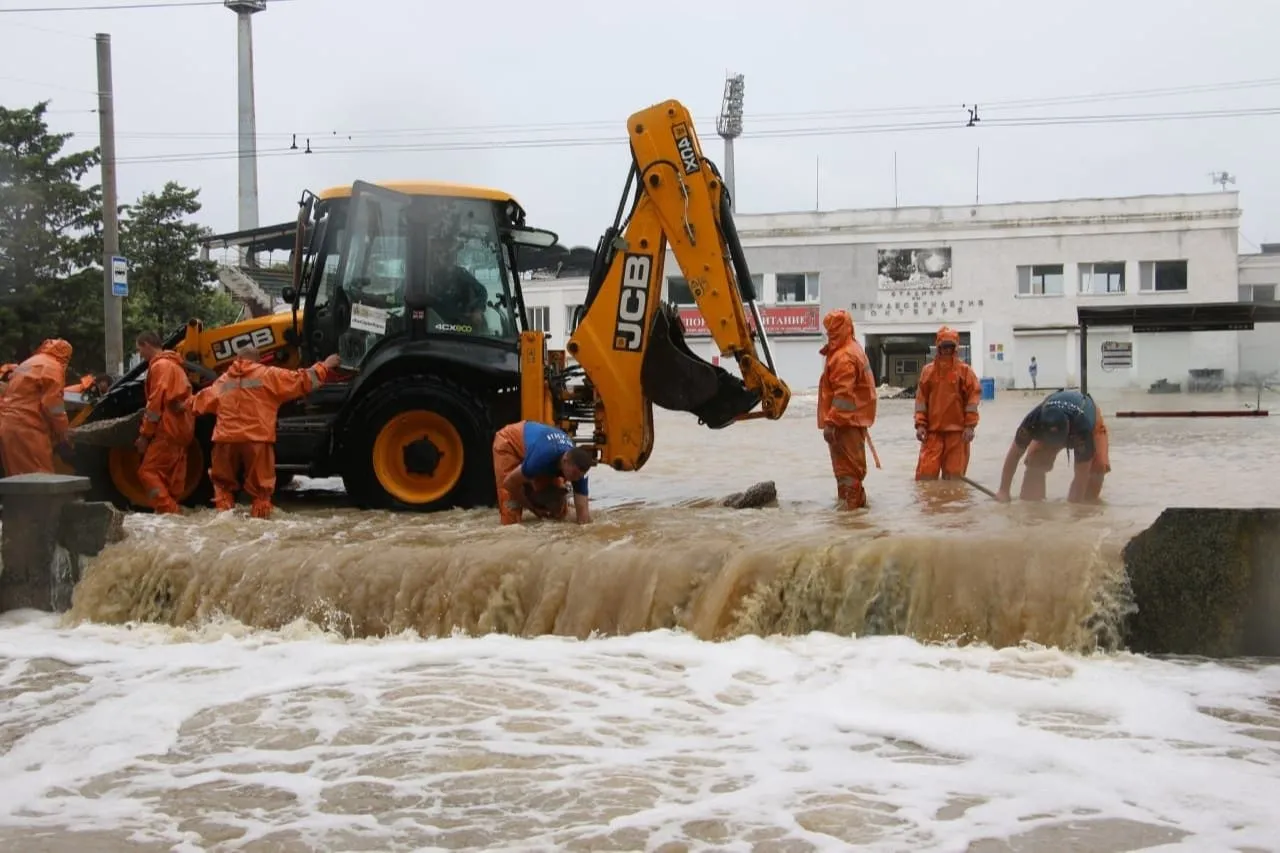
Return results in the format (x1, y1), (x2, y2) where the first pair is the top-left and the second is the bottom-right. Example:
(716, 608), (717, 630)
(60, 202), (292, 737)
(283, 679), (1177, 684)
(63, 75), (1280, 142)
(0, 0), (291, 11)
(109, 106), (1280, 167)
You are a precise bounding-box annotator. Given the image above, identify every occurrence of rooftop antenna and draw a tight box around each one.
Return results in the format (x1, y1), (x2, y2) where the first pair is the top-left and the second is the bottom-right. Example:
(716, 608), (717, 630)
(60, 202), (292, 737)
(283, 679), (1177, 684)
(1210, 170), (1236, 191)
(716, 73), (745, 212)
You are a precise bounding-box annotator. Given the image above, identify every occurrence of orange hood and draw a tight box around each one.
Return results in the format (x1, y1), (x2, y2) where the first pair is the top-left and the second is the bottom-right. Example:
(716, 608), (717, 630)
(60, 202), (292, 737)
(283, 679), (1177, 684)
(150, 350), (185, 370)
(37, 338), (73, 365)
(820, 309), (854, 356)
(934, 326), (960, 359)
(225, 357), (260, 379)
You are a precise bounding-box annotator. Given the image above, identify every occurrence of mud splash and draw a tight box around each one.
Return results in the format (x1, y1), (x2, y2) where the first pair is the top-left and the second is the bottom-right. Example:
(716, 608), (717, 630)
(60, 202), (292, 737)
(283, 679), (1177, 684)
(66, 509), (1134, 653)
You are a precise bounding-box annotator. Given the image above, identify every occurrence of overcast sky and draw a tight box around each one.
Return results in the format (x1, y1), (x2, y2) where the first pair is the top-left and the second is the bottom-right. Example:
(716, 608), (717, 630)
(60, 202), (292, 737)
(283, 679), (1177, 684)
(4, 0), (1279, 253)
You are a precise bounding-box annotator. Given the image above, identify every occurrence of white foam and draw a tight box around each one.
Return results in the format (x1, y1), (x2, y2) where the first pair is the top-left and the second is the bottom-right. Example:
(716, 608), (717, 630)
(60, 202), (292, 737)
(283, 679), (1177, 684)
(0, 615), (1277, 850)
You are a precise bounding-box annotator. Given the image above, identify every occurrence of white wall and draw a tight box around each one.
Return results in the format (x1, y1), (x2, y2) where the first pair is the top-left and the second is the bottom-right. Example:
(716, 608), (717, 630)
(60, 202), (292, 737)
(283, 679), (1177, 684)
(1238, 253), (1280, 379)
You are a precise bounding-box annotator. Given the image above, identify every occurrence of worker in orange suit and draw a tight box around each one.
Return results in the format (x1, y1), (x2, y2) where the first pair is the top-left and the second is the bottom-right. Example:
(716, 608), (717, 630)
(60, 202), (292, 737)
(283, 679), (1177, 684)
(914, 326), (982, 480)
(0, 363), (17, 397)
(190, 346), (341, 518)
(0, 339), (74, 476)
(133, 331), (195, 514)
(492, 419), (596, 525)
(817, 309), (879, 509)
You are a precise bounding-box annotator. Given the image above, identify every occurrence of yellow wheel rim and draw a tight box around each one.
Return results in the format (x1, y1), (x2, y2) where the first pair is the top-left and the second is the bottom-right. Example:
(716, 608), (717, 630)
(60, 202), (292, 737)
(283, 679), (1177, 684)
(107, 439), (206, 509)
(371, 410), (465, 505)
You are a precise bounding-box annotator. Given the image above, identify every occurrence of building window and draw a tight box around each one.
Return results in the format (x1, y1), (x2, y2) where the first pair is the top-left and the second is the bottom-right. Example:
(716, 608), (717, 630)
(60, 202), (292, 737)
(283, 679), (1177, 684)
(525, 306), (550, 331)
(1017, 264), (1064, 296)
(1239, 284), (1277, 303)
(776, 272), (820, 304)
(565, 303), (582, 333)
(1079, 262), (1126, 294)
(1139, 260), (1188, 293)
(667, 276), (694, 305)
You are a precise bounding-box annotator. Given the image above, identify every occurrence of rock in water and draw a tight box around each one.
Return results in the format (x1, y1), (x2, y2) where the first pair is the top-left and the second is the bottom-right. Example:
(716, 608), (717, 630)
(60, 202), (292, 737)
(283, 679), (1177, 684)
(721, 480), (777, 509)
(1122, 507), (1280, 657)
(67, 411), (144, 447)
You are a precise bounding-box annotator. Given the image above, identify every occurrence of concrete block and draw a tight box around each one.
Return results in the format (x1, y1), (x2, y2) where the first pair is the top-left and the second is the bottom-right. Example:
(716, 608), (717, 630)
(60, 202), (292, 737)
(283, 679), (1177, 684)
(0, 474), (124, 614)
(1123, 507), (1280, 657)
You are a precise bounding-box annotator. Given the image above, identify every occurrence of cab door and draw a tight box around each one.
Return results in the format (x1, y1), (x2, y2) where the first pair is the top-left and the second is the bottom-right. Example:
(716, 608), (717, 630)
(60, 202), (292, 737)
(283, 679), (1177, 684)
(329, 181), (414, 369)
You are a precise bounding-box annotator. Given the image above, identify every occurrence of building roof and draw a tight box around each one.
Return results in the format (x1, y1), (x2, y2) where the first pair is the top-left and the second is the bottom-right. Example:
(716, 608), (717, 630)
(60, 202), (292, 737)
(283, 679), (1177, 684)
(1077, 302), (1280, 332)
(201, 221), (298, 253)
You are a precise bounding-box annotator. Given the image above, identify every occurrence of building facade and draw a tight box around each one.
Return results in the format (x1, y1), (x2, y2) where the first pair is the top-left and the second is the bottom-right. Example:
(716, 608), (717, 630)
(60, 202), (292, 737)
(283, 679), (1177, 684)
(521, 191), (1275, 395)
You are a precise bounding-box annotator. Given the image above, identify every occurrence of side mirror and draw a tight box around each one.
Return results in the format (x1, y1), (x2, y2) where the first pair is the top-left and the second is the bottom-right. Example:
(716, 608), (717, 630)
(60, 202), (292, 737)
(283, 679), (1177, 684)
(508, 226), (559, 248)
(281, 286), (296, 304)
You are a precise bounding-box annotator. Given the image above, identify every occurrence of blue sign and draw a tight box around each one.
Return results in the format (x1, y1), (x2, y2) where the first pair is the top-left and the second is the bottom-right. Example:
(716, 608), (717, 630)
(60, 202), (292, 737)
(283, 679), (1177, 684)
(111, 255), (128, 297)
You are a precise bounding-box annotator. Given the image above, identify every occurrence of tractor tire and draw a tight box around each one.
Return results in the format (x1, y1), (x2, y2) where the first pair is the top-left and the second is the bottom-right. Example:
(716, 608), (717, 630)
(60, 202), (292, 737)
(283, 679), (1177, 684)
(340, 375), (494, 512)
(82, 415), (214, 512)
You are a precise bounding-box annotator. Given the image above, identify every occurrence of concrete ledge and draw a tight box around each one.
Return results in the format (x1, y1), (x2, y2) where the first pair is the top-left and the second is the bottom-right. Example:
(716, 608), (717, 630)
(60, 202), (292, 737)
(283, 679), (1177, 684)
(0, 473), (125, 614)
(0, 473), (92, 496)
(1123, 507), (1280, 657)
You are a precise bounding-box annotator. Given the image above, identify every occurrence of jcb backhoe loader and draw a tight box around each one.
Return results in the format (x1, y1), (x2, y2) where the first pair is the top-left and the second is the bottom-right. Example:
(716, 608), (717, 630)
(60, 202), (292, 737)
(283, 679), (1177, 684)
(68, 98), (791, 511)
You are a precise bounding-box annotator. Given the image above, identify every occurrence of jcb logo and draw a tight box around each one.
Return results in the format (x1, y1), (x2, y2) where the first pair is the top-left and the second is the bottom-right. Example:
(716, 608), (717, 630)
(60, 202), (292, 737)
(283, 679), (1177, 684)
(211, 327), (277, 362)
(672, 123), (699, 175)
(613, 253), (651, 352)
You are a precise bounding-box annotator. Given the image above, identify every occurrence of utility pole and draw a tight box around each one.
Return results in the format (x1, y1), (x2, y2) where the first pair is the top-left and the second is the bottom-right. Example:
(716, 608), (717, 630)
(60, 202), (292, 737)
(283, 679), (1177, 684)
(96, 33), (124, 376)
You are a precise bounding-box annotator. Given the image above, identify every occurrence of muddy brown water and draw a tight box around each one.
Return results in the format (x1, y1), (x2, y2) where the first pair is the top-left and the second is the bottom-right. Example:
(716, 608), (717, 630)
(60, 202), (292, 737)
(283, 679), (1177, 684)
(1, 388), (1278, 851)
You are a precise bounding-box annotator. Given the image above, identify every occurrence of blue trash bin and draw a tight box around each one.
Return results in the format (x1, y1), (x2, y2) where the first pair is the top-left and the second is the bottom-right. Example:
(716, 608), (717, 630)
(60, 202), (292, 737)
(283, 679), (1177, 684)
(980, 377), (995, 401)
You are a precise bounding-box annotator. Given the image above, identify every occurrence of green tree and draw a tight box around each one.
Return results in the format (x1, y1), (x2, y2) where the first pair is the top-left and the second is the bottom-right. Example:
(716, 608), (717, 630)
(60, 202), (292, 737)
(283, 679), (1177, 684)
(120, 181), (238, 342)
(0, 101), (104, 367)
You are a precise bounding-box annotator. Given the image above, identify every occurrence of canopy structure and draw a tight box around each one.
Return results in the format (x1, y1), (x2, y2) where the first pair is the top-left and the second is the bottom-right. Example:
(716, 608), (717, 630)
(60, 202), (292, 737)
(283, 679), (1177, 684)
(1076, 302), (1280, 395)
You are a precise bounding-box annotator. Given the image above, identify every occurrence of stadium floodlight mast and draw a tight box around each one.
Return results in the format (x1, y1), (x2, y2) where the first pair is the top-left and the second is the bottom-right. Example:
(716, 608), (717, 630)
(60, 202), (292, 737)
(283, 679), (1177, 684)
(226, 0), (267, 266)
(717, 74), (745, 212)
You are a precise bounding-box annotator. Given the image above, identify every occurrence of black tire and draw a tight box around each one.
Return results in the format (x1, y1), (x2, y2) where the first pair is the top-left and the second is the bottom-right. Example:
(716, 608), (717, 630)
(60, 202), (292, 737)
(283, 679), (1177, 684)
(339, 374), (495, 512)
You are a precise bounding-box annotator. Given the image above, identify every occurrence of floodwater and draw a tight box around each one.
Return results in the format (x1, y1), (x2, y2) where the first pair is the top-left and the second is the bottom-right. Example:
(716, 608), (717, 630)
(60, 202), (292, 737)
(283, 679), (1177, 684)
(2, 388), (1279, 852)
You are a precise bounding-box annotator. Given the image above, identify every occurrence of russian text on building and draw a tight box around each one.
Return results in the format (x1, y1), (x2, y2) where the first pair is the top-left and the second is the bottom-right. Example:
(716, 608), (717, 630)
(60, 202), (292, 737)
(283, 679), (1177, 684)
(677, 305), (821, 336)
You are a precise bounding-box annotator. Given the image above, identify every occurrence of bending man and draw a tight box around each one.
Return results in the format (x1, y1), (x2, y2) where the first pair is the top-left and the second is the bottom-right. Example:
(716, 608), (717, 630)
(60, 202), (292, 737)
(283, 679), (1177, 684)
(817, 309), (878, 509)
(914, 326), (981, 480)
(191, 347), (340, 518)
(134, 331), (195, 514)
(994, 389), (1110, 504)
(492, 419), (595, 525)
(0, 339), (73, 475)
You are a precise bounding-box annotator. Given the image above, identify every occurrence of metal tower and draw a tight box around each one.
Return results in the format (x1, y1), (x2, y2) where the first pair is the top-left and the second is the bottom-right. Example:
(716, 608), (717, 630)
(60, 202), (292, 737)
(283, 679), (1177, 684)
(716, 74), (745, 212)
(226, 0), (265, 262)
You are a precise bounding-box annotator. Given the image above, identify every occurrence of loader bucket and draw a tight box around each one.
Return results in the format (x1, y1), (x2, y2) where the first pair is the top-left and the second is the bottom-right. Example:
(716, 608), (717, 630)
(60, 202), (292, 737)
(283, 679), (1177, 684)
(640, 303), (761, 429)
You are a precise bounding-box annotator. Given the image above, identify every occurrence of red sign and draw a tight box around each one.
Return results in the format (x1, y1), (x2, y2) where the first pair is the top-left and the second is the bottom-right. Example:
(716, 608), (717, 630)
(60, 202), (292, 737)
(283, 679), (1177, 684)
(677, 304), (821, 337)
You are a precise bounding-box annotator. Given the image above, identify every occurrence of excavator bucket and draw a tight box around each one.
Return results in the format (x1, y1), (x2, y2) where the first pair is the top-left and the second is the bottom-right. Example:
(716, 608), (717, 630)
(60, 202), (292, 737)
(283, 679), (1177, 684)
(640, 303), (761, 429)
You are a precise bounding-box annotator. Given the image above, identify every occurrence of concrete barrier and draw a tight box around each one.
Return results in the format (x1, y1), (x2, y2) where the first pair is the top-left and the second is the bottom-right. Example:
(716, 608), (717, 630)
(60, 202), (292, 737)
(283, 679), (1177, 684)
(0, 473), (125, 613)
(1123, 507), (1280, 657)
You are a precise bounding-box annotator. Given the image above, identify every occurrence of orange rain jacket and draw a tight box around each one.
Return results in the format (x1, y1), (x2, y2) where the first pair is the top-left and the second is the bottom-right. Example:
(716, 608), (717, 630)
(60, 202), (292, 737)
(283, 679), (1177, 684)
(818, 310), (878, 431)
(913, 326), (981, 479)
(0, 339), (73, 475)
(192, 357), (333, 443)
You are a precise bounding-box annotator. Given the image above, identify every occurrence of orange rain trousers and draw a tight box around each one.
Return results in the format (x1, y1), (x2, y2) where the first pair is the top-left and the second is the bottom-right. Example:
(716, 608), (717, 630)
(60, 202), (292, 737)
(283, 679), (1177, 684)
(211, 442), (276, 518)
(915, 432), (971, 480)
(138, 439), (188, 514)
(492, 421), (568, 525)
(828, 426), (869, 510)
(1020, 411), (1111, 501)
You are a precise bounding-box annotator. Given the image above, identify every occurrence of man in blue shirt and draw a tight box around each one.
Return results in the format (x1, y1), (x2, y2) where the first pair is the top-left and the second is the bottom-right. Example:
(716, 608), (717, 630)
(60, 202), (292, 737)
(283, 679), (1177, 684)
(994, 389), (1111, 504)
(491, 419), (596, 525)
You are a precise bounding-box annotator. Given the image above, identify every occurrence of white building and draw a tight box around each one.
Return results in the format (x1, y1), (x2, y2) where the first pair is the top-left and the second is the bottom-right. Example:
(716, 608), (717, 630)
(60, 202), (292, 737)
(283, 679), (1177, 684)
(1237, 247), (1280, 378)
(522, 191), (1276, 395)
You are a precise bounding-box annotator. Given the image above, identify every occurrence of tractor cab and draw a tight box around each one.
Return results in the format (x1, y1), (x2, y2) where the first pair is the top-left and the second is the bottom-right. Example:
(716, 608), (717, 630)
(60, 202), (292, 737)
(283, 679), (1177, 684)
(284, 181), (558, 371)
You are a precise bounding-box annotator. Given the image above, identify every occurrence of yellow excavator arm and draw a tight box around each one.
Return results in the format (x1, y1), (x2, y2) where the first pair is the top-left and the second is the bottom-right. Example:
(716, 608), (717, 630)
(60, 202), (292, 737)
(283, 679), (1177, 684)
(521, 99), (791, 471)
